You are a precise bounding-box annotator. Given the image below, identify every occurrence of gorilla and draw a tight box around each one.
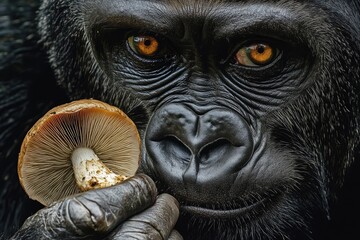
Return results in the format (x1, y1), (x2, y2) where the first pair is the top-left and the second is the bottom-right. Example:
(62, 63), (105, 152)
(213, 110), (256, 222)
(0, 0), (359, 239)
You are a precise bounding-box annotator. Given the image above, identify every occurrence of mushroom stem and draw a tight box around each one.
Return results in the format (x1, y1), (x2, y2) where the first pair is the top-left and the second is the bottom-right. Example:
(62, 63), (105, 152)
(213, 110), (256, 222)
(71, 147), (128, 191)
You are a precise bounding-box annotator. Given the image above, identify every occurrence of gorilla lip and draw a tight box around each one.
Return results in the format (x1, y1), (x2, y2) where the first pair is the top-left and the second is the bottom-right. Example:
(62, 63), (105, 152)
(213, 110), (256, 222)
(181, 198), (267, 219)
(177, 187), (284, 219)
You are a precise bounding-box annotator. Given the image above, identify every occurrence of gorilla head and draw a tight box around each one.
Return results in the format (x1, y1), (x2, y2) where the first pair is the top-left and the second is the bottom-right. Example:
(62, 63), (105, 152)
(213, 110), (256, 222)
(10, 0), (360, 239)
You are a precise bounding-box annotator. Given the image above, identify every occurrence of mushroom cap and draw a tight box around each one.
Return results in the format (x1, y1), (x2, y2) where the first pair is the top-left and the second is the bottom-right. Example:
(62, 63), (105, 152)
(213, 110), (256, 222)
(18, 99), (141, 206)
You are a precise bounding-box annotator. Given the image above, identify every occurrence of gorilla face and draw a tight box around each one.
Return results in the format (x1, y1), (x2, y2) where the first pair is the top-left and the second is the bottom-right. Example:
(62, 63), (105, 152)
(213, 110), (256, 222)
(38, 0), (360, 239)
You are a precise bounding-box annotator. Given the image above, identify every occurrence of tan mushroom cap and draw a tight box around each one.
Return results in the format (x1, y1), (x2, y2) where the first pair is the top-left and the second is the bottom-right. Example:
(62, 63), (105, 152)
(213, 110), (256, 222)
(18, 99), (141, 206)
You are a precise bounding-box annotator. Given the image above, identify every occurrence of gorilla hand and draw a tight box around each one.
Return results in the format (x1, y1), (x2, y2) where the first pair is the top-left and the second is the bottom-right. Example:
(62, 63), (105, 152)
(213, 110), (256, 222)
(10, 174), (181, 240)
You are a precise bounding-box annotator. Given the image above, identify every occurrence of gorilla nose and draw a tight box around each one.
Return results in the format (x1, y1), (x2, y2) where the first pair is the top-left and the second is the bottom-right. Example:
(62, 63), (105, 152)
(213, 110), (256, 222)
(145, 103), (254, 185)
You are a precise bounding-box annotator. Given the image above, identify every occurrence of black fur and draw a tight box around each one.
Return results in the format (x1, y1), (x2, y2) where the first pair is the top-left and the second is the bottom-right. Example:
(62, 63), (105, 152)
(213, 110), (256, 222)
(0, 0), (65, 236)
(0, 0), (359, 239)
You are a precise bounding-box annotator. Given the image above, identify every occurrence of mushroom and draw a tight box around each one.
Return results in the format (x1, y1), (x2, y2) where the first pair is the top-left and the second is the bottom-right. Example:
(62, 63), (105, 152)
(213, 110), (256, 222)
(18, 99), (141, 206)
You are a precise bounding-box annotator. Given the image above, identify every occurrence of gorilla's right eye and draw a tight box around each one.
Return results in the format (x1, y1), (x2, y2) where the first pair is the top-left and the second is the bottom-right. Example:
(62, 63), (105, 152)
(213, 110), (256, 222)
(235, 43), (278, 67)
(127, 35), (160, 57)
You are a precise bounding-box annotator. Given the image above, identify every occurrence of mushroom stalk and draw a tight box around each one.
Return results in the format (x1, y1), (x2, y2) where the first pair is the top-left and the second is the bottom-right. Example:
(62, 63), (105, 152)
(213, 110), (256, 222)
(71, 147), (128, 191)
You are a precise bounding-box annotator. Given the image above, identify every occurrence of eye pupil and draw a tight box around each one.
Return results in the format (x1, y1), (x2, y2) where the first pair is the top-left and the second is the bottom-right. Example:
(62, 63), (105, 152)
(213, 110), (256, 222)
(144, 39), (152, 46)
(257, 45), (265, 54)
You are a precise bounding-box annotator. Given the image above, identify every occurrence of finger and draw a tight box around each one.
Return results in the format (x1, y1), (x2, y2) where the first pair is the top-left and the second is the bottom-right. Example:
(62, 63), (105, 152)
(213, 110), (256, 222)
(108, 193), (180, 240)
(68, 174), (157, 234)
(13, 174), (157, 239)
(168, 230), (184, 240)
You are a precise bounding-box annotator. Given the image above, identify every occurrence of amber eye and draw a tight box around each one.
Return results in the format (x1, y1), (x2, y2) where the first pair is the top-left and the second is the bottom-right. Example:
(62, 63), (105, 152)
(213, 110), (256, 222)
(235, 43), (276, 67)
(128, 35), (160, 57)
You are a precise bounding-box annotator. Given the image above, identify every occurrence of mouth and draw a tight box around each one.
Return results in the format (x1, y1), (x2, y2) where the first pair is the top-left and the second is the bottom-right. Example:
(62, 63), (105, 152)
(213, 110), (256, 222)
(180, 197), (269, 219)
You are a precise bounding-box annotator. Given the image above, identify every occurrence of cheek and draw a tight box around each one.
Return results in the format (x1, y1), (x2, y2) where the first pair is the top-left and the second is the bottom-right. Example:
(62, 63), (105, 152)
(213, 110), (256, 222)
(233, 144), (301, 190)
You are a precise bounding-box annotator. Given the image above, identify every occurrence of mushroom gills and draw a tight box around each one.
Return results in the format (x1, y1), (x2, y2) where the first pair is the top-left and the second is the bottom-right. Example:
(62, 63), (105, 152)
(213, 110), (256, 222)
(71, 147), (128, 191)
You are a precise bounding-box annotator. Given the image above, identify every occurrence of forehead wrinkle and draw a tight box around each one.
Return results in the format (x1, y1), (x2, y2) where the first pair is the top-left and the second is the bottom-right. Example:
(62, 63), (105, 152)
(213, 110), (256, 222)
(165, 0), (224, 18)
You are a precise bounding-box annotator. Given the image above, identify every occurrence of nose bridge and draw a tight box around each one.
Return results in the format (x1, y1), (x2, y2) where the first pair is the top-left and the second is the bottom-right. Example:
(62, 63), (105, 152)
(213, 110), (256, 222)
(179, 11), (216, 74)
(184, 70), (220, 108)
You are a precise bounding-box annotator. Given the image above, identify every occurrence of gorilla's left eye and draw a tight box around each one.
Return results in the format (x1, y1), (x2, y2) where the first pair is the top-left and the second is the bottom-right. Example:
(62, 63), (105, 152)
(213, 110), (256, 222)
(127, 35), (160, 57)
(235, 43), (278, 67)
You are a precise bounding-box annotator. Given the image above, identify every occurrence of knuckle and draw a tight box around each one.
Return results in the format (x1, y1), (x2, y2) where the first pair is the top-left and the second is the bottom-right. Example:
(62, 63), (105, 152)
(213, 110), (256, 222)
(65, 197), (110, 234)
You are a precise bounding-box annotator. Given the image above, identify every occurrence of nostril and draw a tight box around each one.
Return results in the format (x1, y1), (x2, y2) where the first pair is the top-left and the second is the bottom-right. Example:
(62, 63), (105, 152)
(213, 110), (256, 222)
(156, 135), (192, 163)
(199, 139), (234, 163)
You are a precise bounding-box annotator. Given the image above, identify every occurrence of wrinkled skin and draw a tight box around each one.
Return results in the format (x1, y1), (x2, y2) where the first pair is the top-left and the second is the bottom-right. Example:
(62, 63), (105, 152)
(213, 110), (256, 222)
(0, 0), (360, 239)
